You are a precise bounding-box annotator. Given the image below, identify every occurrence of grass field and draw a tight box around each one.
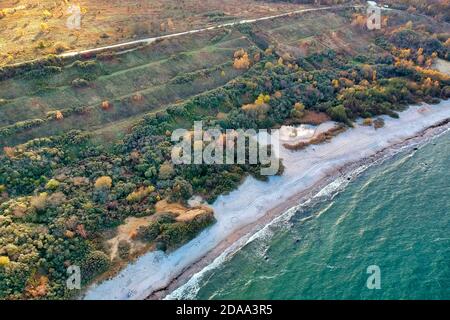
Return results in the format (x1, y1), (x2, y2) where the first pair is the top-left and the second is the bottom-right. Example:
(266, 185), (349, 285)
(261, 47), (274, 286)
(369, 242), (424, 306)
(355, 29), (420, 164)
(1, 6), (442, 149)
(0, 28), (256, 146)
(0, 7), (381, 148)
(250, 10), (377, 57)
(0, 0), (309, 65)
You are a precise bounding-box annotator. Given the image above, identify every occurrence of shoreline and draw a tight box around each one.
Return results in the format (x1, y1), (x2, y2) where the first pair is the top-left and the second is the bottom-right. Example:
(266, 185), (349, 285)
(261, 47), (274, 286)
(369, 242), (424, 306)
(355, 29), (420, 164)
(84, 100), (450, 300)
(155, 117), (450, 300)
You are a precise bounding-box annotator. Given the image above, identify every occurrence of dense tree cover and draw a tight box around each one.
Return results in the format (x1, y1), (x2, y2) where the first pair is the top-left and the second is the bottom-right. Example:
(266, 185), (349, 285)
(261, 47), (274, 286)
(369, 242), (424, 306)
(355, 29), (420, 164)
(136, 212), (215, 251)
(389, 28), (448, 59)
(0, 126), (248, 298)
(381, 0), (450, 23)
(1, 7), (449, 299)
(0, 72), (280, 299)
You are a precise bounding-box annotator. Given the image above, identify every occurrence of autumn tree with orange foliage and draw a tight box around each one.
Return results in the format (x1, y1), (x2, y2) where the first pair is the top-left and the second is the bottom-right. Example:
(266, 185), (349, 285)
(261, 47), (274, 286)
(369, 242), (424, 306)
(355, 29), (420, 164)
(101, 100), (112, 110)
(25, 276), (48, 298)
(55, 111), (64, 120)
(233, 49), (251, 70)
(3, 147), (15, 158)
(94, 176), (112, 189)
(351, 14), (367, 30)
(445, 38), (450, 48)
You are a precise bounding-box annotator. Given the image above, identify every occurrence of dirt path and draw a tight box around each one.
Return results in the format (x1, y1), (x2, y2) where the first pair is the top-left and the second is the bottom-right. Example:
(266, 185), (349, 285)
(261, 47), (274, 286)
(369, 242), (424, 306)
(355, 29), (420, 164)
(8, 5), (363, 68)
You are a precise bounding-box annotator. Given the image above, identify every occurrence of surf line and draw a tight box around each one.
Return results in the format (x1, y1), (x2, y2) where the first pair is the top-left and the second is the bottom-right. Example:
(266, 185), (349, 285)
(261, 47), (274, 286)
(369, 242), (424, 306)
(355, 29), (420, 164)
(155, 115), (450, 300)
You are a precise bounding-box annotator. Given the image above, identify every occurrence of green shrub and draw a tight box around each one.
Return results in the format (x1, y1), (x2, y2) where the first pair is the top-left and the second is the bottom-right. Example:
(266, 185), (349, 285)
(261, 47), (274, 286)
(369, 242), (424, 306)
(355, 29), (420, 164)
(118, 241), (131, 259)
(328, 105), (349, 123)
(45, 179), (60, 190)
(81, 251), (110, 283)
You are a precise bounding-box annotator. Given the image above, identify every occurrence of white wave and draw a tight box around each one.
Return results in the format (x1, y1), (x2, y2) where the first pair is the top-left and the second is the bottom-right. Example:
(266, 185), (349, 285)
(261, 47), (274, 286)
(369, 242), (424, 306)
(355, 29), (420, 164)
(84, 100), (450, 300)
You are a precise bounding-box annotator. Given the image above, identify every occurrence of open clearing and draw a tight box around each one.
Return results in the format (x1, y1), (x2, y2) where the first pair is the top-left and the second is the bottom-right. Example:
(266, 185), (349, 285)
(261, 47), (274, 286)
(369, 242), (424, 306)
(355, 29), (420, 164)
(0, 7), (383, 148)
(3, 6), (437, 149)
(0, 0), (310, 65)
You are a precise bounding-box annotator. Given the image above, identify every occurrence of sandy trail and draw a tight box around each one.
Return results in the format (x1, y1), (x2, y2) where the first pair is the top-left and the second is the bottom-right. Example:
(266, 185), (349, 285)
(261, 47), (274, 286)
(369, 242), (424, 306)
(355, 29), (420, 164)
(8, 5), (362, 67)
(84, 99), (450, 300)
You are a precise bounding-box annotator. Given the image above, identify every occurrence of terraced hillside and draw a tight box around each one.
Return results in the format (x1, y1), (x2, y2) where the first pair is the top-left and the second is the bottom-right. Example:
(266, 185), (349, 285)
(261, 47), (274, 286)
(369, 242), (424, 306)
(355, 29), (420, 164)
(0, 28), (256, 147)
(1, 6), (448, 147)
(246, 9), (383, 58)
(0, 0), (310, 65)
(0, 7), (377, 149)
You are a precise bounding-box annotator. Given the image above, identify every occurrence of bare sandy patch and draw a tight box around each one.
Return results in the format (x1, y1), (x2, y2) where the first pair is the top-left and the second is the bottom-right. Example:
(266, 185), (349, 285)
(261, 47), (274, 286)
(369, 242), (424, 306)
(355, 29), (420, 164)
(107, 200), (213, 260)
(107, 216), (154, 260)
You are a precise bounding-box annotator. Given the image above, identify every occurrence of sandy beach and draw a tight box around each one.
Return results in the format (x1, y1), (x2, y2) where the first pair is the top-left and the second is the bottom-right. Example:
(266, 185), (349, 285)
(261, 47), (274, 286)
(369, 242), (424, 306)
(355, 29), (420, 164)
(82, 98), (450, 300)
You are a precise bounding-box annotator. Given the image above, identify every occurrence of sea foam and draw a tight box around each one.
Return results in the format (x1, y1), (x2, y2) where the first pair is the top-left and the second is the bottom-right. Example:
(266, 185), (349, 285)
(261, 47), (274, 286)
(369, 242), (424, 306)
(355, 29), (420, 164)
(84, 100), (450, 300)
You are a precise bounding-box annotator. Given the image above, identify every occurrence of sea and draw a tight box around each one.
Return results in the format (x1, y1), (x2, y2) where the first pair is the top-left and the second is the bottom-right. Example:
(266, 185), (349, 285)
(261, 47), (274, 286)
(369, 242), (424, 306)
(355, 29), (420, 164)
(174, 128), (450, 300)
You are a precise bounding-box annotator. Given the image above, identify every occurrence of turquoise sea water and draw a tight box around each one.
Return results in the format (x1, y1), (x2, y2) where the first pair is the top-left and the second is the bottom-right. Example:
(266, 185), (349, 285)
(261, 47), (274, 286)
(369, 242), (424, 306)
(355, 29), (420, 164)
(190, 130), (450, 300)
